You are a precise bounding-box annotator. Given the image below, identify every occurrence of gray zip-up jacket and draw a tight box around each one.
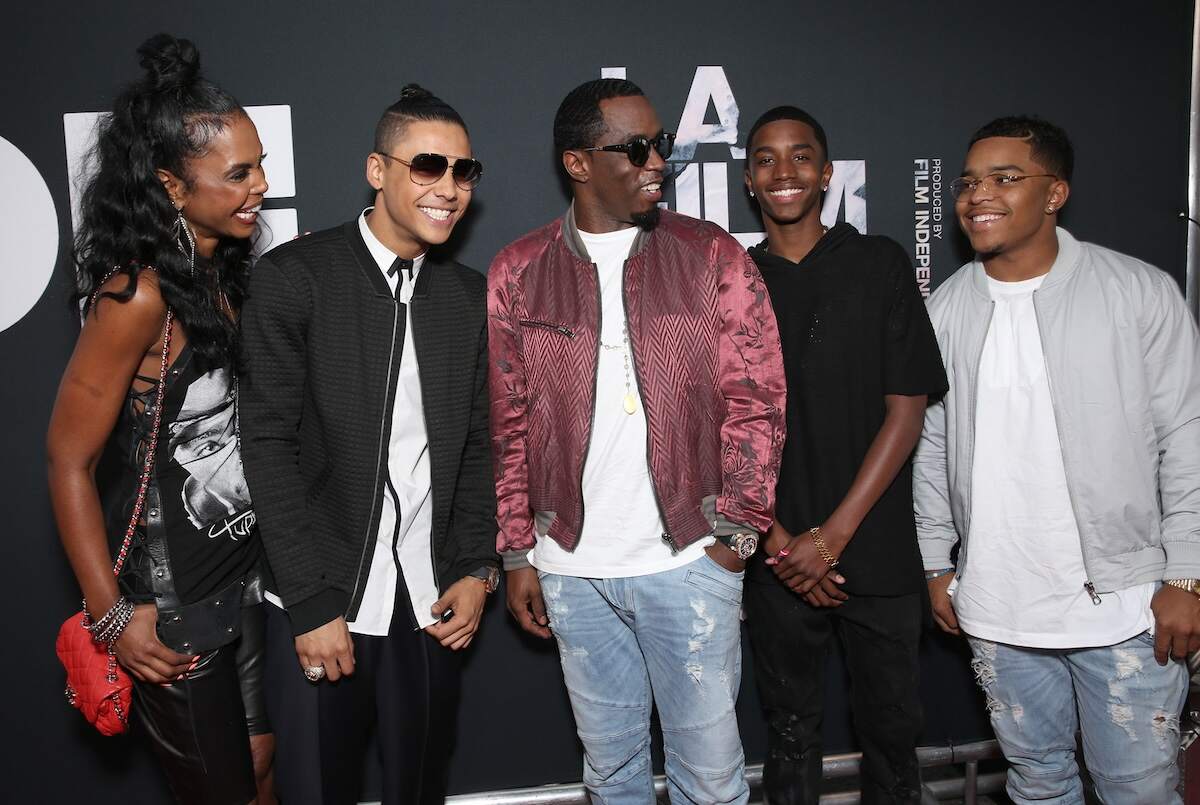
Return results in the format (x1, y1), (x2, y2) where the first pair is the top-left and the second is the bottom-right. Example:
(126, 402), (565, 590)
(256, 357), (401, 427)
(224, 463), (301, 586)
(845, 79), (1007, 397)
(914, 228), (1200, 593)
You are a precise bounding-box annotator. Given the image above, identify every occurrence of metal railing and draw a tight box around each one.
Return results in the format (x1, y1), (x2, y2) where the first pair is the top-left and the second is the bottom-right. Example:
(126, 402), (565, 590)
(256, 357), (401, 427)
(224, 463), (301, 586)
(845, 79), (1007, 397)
(438, 739), (1004, 805)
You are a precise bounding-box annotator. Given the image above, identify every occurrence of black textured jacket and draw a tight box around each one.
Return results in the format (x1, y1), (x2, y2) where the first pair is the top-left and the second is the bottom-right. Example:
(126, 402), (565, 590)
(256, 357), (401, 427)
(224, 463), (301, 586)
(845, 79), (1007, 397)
(240, 220), (497, 635)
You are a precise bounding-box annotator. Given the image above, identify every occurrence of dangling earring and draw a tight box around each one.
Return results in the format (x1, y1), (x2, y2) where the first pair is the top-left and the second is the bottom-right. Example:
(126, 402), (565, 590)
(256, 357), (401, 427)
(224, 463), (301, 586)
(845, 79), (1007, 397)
(1046, 205), (1055, 214)
(173, 205), (196, 278)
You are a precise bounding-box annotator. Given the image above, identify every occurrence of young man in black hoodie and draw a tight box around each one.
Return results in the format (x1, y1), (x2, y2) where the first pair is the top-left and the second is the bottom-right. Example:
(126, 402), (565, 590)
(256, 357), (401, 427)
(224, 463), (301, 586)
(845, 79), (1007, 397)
(742, 106), (947, 804)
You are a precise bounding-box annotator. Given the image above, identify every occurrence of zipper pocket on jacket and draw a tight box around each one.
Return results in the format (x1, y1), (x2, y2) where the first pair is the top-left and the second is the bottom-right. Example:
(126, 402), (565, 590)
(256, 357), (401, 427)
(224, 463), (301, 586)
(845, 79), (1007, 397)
(519, 319), (576, 338)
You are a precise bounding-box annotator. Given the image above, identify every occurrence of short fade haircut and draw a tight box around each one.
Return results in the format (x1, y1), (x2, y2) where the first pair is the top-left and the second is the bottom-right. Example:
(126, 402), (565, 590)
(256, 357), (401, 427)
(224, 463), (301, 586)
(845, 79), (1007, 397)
(374, 83), (467, 153)
(553, 78), (645, 159)
(745, 105), (830, 162)
(969, 116), (1073, 182)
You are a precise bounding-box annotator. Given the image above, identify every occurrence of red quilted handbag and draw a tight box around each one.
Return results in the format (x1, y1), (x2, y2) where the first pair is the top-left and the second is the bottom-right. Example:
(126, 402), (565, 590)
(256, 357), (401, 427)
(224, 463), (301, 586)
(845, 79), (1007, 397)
(56, 611), (134, 736)
(56, 288), (173, 736)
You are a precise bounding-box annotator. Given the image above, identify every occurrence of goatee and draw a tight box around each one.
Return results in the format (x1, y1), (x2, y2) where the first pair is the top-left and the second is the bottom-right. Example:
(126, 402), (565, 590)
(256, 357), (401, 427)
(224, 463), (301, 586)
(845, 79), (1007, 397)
(631, 207), (660, 232)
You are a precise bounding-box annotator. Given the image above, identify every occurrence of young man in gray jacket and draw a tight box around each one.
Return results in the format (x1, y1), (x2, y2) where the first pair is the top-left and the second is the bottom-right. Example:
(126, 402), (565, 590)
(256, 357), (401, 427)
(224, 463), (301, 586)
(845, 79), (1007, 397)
(915, 116), (1200, 803)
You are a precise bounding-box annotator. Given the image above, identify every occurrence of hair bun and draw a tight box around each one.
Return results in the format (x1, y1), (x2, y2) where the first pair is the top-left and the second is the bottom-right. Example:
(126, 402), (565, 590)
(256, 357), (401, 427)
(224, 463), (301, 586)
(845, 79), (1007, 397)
(397, 84), (436, 103)
(137, 33), (200, 91)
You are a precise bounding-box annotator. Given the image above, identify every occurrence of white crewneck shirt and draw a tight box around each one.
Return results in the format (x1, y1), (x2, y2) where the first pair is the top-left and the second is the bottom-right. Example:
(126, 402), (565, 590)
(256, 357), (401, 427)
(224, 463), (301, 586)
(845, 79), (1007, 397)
(528, 225), (711, 577)
(950, 273), (1156, 648)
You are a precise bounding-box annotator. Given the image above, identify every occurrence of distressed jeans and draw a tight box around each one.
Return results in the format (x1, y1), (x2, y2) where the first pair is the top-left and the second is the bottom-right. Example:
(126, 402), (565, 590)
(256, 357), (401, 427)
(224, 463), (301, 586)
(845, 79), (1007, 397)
(539, 554), (750, 805)
(967, 632), (1187, 804)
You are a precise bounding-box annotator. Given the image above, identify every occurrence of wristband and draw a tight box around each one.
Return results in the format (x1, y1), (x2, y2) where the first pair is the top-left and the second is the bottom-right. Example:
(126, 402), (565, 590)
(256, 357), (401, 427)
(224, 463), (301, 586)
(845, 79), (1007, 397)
(924, 567), (955, 581)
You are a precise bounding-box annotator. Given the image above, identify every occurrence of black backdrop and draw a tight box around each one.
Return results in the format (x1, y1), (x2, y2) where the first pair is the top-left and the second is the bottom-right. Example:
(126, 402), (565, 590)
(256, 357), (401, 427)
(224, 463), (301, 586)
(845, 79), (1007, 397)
(2, 1), (1193, 800)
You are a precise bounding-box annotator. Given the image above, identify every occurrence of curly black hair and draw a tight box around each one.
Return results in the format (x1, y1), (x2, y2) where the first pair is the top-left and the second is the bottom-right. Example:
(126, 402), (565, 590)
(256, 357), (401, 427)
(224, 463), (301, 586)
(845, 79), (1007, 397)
(74, 33), (251, 371)
(969, 116), (1074, 182)
(745, 105), (829, 162)
(553, 78), (644, 159)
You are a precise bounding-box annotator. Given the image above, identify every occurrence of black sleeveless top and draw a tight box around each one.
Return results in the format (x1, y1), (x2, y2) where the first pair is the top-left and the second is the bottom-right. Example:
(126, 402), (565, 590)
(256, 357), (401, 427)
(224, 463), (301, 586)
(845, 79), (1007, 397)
(104, 336), (262, 606)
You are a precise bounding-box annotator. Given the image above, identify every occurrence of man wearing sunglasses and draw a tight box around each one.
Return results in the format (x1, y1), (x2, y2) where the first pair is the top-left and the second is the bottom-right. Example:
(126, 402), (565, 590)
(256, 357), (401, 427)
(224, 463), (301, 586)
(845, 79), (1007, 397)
(240, 85), (497, 804)
(488, 78), (786, 804)
(915, 116), (1200, 802)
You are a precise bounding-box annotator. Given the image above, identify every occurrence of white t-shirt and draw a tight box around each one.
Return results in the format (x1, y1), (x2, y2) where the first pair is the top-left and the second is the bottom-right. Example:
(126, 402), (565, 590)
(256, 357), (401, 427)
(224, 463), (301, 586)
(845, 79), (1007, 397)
(951, 273), (1155, 649)
(528, 226), (711, 577)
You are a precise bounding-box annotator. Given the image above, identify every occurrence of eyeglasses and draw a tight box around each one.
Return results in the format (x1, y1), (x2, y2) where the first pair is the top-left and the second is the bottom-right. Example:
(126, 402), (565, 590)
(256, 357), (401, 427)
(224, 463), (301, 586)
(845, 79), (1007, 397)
(949, 173), (1057, 199)
(377, 152), (483, 190)
(583, 132), (676, 167)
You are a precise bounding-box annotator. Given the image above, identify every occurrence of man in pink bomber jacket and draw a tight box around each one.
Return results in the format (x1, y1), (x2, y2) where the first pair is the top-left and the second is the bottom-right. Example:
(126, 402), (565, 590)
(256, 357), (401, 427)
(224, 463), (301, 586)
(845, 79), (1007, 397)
(487, 78), (786, 804)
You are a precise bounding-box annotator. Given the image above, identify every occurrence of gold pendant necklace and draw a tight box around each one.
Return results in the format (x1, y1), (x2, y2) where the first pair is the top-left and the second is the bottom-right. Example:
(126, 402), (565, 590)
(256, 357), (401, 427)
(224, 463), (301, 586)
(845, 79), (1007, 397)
(601, 323), (637, 416)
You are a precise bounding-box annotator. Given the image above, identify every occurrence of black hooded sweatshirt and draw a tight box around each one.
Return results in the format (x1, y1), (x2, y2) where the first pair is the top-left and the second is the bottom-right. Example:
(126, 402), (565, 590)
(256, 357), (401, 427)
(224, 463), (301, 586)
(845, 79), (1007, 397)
(748, 223), (947, 596)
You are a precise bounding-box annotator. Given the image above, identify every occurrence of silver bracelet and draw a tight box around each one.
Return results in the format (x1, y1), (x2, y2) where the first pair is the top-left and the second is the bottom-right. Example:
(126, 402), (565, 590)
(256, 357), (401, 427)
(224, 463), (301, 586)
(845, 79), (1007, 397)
(924, 567), (955, 581)
(93, 599), (135, 644)
(84, 596), (120, 633)
(86, 596), (135, 644)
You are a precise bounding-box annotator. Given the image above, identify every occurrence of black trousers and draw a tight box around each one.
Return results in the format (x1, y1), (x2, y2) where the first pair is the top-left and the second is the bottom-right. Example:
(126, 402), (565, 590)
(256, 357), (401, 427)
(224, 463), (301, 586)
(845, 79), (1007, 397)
(265, 591), (463, 805)
(744, 570), (924, 805)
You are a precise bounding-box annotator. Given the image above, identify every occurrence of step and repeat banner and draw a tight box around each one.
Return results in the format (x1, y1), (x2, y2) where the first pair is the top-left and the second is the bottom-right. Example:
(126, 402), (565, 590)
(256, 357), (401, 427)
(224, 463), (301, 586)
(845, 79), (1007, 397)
(2, 1), (1192, 800)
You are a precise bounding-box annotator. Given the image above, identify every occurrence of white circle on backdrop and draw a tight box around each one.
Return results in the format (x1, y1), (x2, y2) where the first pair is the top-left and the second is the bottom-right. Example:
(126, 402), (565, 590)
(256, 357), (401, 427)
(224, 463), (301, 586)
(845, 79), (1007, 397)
(0, 135), (59, 333)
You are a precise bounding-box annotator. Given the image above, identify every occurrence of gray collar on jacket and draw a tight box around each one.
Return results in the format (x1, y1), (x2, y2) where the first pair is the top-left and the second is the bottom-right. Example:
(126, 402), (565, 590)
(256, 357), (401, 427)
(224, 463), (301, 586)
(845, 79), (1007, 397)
(966, 226), (1083, 299)
(560, 201), (652, 262)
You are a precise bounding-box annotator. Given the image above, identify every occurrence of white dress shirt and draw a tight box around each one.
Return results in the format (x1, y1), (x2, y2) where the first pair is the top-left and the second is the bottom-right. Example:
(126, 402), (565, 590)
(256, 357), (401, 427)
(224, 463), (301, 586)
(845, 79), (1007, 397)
(349, 210), (439, 633)
(265, 211), (439, 633)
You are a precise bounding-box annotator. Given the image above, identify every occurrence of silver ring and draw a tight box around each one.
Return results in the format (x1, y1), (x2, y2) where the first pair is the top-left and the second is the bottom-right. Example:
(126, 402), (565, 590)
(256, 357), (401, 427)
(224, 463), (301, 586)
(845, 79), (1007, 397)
(303, 664), (326, 682)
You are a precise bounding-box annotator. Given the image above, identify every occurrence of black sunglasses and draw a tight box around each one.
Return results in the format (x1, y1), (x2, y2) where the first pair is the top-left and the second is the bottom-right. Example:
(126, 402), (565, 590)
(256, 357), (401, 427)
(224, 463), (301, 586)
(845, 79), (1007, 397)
(583, 132), (676, 167)
(378, 152), (483, 190)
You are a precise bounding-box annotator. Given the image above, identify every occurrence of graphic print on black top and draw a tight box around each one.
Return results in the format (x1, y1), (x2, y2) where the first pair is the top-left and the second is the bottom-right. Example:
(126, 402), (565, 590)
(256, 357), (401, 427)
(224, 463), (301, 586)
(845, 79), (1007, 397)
(167, 367), (255, 541)
(105, 342), (261, 606)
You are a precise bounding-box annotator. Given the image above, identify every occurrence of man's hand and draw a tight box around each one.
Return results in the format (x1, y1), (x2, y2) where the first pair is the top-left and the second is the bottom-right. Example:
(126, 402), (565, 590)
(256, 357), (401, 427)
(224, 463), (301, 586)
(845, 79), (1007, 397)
(705, 541), (746, 573)
(766, 526), (843, 595)
(426, 576), (488, 650)
(506, 567), (551, 639)
(1151, 585), (1200, 665)
(114, 604), (196, 684)
(295, 616), (355, 681)
(761, 520), (791, 558)
(927, 573), (959, 635)
(804, 575), (849, 608)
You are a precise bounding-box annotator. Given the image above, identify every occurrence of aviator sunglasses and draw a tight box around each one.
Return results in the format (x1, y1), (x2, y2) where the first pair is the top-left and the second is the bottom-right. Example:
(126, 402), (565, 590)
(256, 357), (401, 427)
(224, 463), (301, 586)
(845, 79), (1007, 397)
(377, 152), (484, 191)
(583, 132), (676, 167)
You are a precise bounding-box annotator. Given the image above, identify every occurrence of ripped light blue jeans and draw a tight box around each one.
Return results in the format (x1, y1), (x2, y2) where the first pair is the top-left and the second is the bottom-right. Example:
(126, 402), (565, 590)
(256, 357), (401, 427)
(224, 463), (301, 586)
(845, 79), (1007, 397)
(539, 555), (750, 805)
(967, 631), (1187, 804)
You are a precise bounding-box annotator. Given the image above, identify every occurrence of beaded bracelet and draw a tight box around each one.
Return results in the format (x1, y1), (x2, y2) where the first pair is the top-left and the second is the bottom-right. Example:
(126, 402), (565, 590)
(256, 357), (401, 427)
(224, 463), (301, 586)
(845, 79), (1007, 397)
(85, 596), (135, 645)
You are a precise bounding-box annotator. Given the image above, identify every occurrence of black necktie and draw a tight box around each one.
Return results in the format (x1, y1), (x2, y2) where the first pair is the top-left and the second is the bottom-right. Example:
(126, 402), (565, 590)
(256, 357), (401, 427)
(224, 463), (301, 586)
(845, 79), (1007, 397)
(387, 257), (414, 300)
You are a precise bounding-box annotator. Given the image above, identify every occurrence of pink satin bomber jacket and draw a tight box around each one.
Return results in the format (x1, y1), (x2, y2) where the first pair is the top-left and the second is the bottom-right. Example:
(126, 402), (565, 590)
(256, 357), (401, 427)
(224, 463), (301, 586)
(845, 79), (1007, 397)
(487, 207), (787, 556)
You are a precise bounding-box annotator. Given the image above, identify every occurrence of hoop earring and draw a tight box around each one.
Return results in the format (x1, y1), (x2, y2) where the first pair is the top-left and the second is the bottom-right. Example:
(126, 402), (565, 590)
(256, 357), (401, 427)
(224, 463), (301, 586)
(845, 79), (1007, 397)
(173, 209), (196, 278)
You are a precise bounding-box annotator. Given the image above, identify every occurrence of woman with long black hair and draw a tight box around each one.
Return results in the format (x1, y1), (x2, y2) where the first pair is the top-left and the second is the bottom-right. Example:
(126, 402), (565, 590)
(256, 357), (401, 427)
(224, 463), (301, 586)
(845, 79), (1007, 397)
(48, 33), (274, 805)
